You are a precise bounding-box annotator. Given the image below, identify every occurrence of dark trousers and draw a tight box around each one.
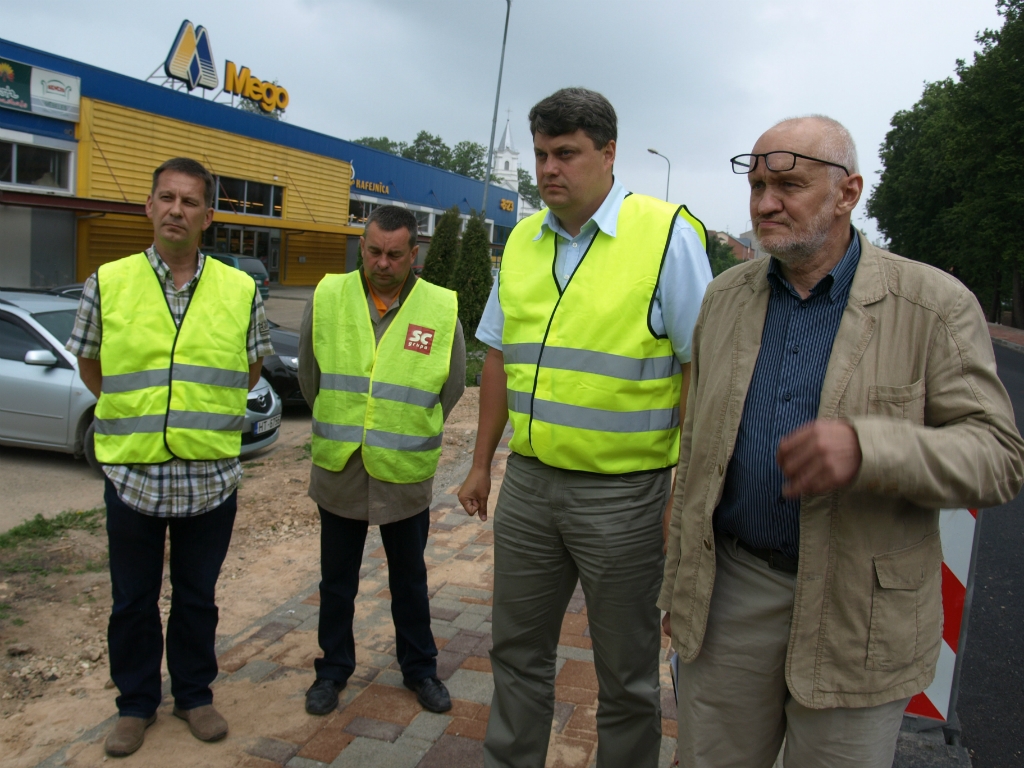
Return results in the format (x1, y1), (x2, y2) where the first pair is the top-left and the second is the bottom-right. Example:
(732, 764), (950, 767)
(105, 479), (236, 718)
(315, 506), (437, 684)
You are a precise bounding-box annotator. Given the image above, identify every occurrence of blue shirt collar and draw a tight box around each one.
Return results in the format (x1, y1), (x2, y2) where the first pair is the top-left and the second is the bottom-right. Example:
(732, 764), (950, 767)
(533, 178), (627, 241)
(767, 228), (861, 302)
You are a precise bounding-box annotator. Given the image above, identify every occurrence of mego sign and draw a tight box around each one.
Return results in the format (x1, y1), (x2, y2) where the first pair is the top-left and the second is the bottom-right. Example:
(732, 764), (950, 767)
(224, 61), (289, 113)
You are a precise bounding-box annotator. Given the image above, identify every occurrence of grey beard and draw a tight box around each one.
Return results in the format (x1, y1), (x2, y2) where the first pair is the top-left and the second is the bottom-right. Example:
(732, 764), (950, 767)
(758, 206), (834, 266)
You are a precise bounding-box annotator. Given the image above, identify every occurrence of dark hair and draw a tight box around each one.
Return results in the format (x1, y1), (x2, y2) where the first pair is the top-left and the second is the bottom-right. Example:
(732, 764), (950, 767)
(365, 205), (419, 249)
(528, 87), (617, 149)
(151, 157), (216, 208)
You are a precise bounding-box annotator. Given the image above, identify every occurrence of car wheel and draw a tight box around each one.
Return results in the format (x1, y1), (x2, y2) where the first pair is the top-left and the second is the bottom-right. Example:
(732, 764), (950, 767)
(83, 420), (103, 477)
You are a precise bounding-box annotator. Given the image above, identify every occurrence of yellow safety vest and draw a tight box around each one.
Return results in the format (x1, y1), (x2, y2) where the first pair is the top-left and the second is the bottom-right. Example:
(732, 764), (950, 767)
(500, 194), (706, 474)
(94, 253), (255, 464)
(311, 273), (457, 483)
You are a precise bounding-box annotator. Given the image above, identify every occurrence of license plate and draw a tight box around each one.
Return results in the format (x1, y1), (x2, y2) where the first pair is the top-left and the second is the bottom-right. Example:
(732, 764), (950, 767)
(253, 415), (281, 435)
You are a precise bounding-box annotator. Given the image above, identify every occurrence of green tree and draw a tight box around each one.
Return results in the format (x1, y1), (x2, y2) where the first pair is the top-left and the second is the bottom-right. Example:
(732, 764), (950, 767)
(421, 206), (462, 288)
(402, 131), (453, 169)
(707, 235), (741, 277)
(354, 136), (408, 155)
(236, 82), (284, 120)
(517, 167), (541, 209)
(449, 141), (487, 180)
(868, 0), (1024, 325)
(448, 213), (493, 339)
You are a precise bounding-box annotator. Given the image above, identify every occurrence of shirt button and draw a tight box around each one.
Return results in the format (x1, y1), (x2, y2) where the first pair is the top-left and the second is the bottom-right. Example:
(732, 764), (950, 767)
(783, 391), (792, 401)
(717, 464), (724, 476)
(703, 538), (712, 550)
(572, 242), (578, 248)
(792, 345), (799, 354)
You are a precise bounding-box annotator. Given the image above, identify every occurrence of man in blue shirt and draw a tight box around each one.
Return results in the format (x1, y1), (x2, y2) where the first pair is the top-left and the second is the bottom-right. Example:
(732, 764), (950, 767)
(460, 88), (712, 768)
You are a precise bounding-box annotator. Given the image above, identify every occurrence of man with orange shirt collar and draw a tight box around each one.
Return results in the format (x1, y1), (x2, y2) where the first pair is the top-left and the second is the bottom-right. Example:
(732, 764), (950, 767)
(297, 205), (466, 716)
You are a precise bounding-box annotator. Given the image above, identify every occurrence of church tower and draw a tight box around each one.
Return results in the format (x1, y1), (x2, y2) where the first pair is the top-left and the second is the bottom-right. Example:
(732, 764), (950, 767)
(491, 119), (519, 191)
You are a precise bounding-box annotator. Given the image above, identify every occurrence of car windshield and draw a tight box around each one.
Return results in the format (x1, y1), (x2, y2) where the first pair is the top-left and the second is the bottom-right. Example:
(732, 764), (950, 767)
(32, 309), (78, 344)
(239, 258), (268, 276)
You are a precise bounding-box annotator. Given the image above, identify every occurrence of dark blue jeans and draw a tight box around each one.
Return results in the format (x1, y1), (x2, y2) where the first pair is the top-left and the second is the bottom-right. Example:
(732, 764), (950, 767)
(315, 506), (437, 684)
(105, 479), (236, 717)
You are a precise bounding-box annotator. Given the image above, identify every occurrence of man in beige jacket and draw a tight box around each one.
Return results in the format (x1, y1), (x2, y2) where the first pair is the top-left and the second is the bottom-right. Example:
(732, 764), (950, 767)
(660, 116), (1024, 768)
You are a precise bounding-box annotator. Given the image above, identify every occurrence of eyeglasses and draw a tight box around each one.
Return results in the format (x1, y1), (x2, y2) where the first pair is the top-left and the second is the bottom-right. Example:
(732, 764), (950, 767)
(730, 152), (849, 177)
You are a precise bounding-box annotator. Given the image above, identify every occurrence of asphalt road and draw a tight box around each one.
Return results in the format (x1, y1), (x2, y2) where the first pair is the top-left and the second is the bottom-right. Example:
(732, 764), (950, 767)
(957, 343), (1024, 767)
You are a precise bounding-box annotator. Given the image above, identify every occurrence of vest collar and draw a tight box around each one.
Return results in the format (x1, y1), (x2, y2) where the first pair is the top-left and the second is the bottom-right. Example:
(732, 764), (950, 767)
(534, 177), (627, 241)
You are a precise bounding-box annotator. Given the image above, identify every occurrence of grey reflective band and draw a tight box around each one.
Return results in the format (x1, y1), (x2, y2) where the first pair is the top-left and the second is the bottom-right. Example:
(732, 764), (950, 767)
(503, 344), (680, 381)
(166, 411), (245, 432)
(365, 429), (443, 452)
(320, 373), (371, 393)
(311, 419), (364, 443)
(533, 398), (679, 434)
(541, 347), (680, 381)
(172, 363), (248, 390)
(101, 369), (169, 393)
(503, 343), (543, 365)
(507, 389), (533, 414)
(93, 414), (166, 435)
(372, 382), (441, 409)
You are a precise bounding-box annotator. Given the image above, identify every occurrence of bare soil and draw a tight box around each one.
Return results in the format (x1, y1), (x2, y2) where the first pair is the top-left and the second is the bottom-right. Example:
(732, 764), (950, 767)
(0, 389), (480, 767)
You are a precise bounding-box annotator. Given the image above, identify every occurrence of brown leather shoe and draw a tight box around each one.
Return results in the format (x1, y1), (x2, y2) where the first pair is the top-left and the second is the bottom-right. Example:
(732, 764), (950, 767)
(105, 714), (156, 757)
(172, 704), (228, 742)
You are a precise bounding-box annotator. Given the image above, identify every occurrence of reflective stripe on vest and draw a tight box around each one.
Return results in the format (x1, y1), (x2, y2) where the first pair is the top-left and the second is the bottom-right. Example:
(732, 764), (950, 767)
(311, 272), (457, 483)
(499, 194), (705, 474)
(93, 253), (255, 464)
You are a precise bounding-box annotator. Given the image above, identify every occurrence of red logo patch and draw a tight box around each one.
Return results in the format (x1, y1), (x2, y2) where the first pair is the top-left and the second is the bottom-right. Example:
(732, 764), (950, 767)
(404, 324), (435, 355)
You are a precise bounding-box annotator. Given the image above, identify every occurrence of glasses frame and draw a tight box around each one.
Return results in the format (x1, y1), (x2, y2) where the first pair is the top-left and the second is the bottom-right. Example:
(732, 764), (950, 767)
(730, 151), (849, 177)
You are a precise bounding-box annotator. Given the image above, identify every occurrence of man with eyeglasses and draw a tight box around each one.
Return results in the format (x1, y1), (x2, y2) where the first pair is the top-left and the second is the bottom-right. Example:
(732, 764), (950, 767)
(659, 116), (1024, 767)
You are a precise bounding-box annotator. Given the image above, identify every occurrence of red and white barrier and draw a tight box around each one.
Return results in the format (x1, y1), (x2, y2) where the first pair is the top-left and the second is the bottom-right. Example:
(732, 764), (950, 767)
(904, 507), (979, 723)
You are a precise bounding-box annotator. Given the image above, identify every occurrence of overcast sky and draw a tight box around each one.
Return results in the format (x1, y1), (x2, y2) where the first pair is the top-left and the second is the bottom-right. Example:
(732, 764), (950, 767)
(6, 0), (1002, 240)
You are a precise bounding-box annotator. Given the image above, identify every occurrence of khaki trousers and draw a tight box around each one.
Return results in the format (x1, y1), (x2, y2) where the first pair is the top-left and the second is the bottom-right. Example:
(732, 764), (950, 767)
(484, 454), (671, 768)
(676, 536), (909, 768)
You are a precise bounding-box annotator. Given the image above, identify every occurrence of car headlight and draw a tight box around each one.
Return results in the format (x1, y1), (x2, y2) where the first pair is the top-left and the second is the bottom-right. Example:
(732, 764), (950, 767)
(283, 356), (298, 370)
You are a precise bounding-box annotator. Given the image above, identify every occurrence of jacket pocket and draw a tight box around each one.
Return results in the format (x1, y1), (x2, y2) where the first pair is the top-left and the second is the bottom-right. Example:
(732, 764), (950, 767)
(867, 379), (926, 423)
(865, 531), (942, 671)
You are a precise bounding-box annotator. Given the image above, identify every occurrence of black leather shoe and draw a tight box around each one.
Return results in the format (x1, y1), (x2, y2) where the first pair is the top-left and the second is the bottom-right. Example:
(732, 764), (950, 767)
(305, 678), (344, 715)
(404, 675), (452, 713)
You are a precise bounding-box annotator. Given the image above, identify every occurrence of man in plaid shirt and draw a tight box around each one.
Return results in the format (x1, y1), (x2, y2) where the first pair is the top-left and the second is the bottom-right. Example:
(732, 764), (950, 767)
(67, 157), (273, 758)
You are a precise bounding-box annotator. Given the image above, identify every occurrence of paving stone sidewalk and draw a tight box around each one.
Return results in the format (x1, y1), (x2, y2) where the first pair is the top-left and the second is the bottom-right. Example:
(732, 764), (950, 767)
(38, 435), (677, 768)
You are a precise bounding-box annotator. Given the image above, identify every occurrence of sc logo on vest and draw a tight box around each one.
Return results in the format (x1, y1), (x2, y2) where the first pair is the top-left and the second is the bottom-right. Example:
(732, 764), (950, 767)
(405, 325), (435, 355)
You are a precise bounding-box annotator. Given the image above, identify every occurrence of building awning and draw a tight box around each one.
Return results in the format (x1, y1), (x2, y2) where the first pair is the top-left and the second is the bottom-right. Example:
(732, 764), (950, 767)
(0, 190), (146, 215)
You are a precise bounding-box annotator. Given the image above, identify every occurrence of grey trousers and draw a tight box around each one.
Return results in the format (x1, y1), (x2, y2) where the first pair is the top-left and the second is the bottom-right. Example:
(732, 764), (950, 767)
(483, 454), (671, 768)
(676, 535), (909, 768)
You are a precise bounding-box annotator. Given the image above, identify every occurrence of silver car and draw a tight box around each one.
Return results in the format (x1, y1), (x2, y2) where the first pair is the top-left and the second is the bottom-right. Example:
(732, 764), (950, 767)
(0, 290), (281, 470)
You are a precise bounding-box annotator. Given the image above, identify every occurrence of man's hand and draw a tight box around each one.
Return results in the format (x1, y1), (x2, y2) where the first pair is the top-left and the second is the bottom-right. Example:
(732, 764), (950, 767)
(662, 612), (672, 638)
(458, 465), (492, 523)
(777, 419), (862, 498)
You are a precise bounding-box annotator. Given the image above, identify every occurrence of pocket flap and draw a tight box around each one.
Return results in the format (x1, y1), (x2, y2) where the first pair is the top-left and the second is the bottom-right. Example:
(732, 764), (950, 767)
(872, 531), (941, 590)
(869, 379), (925, 403)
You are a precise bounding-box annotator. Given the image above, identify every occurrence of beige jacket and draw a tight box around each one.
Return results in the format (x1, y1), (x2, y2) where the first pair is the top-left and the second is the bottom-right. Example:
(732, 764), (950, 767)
(659, 234), (1024, 709)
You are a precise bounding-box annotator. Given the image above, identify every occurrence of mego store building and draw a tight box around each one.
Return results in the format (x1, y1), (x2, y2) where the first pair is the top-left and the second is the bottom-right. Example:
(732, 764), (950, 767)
(0, 32), (517, 287)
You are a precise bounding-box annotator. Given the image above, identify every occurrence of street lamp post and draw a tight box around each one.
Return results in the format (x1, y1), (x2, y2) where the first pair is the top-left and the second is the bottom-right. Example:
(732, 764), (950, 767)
(481, 0), (512, 220)
(648, 148), (671, 201)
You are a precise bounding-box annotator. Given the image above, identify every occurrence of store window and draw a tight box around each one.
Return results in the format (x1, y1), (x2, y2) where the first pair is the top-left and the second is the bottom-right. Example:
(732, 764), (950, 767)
(349, 199), (381, 225)
(0, 140), (71, 191)
(215, 175), (283, 218)
(413, 210), (430, 235)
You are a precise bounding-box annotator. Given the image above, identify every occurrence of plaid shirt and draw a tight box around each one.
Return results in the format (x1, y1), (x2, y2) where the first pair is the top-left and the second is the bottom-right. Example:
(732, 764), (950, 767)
(67, 246), (274, 517)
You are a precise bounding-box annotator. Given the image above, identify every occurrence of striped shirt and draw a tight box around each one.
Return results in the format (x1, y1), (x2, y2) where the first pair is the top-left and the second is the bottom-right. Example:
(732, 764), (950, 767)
(714, 233), (861, 559)
(66, 246), (274, 517)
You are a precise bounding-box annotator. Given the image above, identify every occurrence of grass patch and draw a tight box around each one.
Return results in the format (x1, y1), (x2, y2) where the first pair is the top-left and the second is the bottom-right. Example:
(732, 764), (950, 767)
(0, 602), (10, 620)
(242, 461), (264, 468)
(0, 508), (105, 550)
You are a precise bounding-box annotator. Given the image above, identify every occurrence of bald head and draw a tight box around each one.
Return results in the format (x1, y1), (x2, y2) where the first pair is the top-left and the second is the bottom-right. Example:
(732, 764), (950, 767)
(744, 116), (864, 272)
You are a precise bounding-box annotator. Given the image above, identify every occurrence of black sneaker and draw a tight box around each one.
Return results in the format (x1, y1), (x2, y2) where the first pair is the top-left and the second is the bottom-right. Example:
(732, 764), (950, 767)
(305, 678), (344, 715)
(404, 675), (452, 713)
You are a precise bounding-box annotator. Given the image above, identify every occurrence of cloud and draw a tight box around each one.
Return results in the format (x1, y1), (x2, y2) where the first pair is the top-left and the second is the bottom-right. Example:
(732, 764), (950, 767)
(4, 0), (1002, 239)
